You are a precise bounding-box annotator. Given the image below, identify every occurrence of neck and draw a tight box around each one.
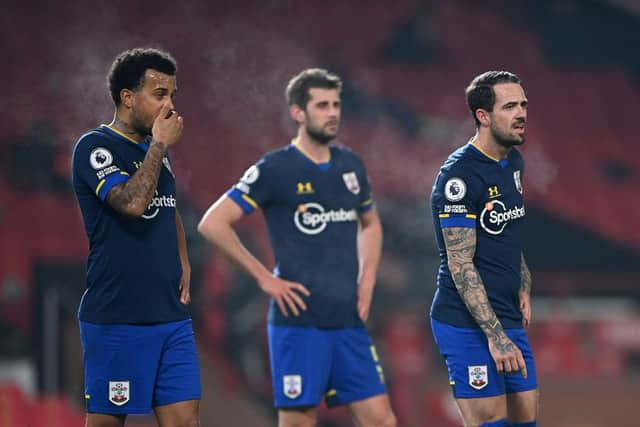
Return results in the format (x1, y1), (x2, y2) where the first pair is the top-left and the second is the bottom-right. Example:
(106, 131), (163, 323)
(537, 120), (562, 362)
(294, 130), (331, 163)
(108, 111), (144, 143)
(471, 131), (511, 161)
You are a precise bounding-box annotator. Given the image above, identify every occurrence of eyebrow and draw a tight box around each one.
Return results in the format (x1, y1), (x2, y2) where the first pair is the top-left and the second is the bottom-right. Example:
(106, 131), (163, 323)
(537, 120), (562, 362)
(502, 99), (528, 108)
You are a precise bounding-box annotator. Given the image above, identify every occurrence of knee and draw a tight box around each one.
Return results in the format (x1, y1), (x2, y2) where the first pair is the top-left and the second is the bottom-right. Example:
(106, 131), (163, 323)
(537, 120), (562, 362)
(376, 412), (397, 427)
(176, 418), (199, 427)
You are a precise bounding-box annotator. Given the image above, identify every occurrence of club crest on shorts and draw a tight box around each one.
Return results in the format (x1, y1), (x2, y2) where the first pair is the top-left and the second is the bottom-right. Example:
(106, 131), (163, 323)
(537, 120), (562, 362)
(109, 381), (130, 406)
(514, 170), (523, 194)
(342, 172), (360, 195)
(283, 375), (302, 399)
(468, 365), (488, 390)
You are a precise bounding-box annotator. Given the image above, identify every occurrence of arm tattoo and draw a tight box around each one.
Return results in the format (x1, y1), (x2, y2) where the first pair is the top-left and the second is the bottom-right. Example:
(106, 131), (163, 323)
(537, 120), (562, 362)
(520, 253), (532, 294)
(443, 227), (514, 352)
(107, 142), (167, 216)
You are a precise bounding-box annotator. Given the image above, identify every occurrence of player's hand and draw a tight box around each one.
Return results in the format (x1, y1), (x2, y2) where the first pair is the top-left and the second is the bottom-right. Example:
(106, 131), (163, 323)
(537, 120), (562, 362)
(258, 275), (310, 317)
(179, 264), (191, 305)
(488, 334), (528, 379)
(519, 289), (531, 328)
(357, 283), (374, 322)
(152, 103), (183, 147)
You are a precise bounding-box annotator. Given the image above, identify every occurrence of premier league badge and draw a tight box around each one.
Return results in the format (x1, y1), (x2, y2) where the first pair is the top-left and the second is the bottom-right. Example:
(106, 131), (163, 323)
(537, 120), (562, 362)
(445, 177), (466, 202)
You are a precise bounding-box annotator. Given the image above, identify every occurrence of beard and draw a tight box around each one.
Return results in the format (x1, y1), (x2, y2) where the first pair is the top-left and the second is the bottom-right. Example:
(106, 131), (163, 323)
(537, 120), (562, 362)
(491, 122), (525, 147)
(306, 123), (337, 145)
(130, 111), (153, 137)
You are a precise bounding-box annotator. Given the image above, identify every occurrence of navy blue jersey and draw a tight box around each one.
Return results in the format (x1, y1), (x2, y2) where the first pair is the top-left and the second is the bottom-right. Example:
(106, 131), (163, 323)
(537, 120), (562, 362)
(72, 125), (189, 324)
(227, 141), (374, 328)
(430, 143), (526, 329)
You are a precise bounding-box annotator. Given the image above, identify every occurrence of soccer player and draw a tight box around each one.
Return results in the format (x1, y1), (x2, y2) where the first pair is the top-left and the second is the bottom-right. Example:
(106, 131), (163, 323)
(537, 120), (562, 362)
(71, 48), (200, 427)
(198, 69), (397, 427)
(429, 71), (538, 427)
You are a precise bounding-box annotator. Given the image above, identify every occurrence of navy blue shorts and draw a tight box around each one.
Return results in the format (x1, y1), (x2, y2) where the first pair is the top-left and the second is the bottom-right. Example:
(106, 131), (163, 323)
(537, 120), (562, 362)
(80, 319), (201, 414)
(431, 318), (537, 398)
(267, 325), (387, 408)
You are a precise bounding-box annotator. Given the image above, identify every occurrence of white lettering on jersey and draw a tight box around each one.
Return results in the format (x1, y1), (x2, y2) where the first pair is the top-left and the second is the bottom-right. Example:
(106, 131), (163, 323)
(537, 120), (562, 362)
(293, 203), (358, 235)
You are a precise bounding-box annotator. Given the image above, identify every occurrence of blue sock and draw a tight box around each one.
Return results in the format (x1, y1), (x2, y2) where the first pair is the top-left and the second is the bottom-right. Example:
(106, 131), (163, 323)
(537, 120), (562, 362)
(480, 420), (508, 427)
(509, 422), (536, 427)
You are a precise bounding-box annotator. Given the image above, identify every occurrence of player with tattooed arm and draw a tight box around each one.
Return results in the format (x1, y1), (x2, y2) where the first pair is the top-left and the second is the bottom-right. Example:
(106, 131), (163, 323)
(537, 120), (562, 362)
(72, 48), (200, 426)
(429, 71), (538, 427)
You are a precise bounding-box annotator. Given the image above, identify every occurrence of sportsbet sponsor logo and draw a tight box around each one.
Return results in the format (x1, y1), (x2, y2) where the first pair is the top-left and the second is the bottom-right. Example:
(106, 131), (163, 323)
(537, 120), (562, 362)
(480, 200), (525, 235)
(142, 192), (176, 219)
(293, 203), (357, 235)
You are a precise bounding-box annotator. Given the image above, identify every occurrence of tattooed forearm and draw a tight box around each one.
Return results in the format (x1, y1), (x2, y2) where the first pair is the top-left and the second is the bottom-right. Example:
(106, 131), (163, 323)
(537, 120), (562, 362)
(107, 142), (167, 216)
(444, 227), (511, 349)
(520, 253), (531, 294)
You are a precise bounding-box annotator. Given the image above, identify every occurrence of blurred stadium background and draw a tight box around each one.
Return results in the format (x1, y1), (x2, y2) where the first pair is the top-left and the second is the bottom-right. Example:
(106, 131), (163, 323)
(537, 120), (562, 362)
(2, 0), (640, 425)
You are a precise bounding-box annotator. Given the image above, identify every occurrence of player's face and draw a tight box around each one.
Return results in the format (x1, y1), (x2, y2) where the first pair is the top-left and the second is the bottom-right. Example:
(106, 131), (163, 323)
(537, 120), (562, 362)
(130, 69), (177, 136)
(488, 83), (527, 147)
(303, 88), (341, 144)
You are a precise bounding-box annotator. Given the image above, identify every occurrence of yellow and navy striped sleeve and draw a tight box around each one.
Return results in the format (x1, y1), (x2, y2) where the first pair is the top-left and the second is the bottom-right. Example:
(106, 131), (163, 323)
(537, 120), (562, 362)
(227, 187), (259, 214)
(439, 213), (477, 228)
(96, 171), (130, 201)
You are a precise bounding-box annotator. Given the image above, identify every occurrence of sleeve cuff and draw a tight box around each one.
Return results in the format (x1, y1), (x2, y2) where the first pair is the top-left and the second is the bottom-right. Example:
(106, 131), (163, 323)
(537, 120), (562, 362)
(358, 198), (374, 212)
(227, 188), (257, 214)
(96, 172), (130, 201)
(439, 213), (477, 228)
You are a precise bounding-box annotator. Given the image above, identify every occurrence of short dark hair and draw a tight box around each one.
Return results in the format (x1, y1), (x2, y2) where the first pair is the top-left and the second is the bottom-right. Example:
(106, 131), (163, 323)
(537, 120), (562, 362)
(465, 71), (521, 126)
(285, 68), (342, 109)
(108, 48), (177, 106)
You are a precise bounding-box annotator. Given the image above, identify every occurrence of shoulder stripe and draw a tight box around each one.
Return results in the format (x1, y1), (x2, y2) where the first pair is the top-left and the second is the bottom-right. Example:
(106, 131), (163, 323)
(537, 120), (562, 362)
(242, 194), (258, 209)
(95, 179), (106, 196)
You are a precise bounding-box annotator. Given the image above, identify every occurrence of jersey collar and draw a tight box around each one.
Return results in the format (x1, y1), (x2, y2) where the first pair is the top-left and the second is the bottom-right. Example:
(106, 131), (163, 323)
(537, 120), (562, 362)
(468, 139), (509, 168)
(101, 125), (150, 152)
(291, 138), (332, 170)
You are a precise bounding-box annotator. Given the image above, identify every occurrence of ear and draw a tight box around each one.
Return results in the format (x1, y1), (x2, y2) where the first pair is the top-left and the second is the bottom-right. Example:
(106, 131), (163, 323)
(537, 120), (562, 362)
(475, 108), (491, 127)
(120, 89), (134, 109)
(289, 104), (305, 124)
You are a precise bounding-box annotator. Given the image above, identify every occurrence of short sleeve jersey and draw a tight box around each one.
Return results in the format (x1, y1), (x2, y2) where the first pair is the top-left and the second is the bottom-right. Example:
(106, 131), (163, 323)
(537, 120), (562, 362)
(71, 125), (188, 324)
(430, 143), (526, 329)
(227, 142), (374, 328)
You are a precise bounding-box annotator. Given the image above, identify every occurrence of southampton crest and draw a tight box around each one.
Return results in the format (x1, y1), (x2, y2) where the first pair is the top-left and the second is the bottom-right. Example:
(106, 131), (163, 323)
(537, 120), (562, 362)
(342, 172), (360, 195)
(514, 170), (523, 194)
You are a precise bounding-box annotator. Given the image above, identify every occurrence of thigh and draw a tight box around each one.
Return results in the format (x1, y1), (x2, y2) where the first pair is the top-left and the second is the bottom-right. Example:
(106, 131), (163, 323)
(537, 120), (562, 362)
(506, 389), (538, 423)
(85, 413), (126, 427)
(326, 328), (387, 408)
(455, 394), (508, 426)
(349, 394), (396, 427)
(267, 325), (331, 409)
(80, 321), (163, 415)
(154, 399), (199, 427)
(153, 319), (202, 408)
(431, 318), (506, 399)
(278, 407), (318, 427)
